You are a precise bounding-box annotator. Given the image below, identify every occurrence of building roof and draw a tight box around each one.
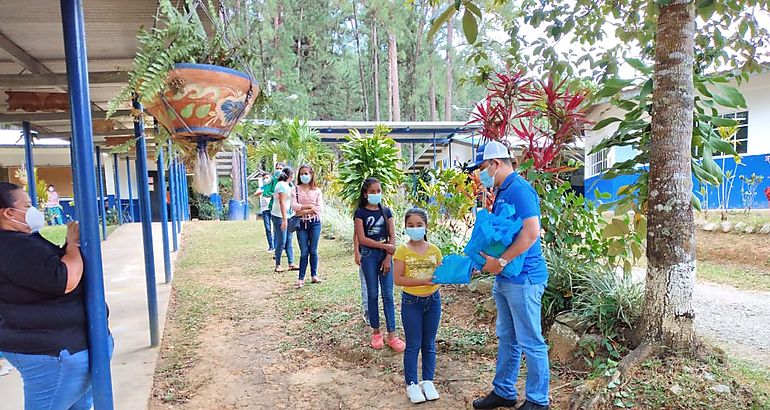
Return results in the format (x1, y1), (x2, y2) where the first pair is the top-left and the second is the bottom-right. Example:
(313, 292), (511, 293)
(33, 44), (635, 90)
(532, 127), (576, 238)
(0, 0), (158, 141)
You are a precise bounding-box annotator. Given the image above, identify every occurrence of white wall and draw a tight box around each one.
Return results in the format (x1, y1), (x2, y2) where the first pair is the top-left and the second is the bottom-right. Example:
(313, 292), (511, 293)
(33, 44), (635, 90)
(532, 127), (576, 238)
(583, 69), (770, 179)
(0, 145), (160, 198)
(738, 71), (770, 155)
(0, 147), (71, 167)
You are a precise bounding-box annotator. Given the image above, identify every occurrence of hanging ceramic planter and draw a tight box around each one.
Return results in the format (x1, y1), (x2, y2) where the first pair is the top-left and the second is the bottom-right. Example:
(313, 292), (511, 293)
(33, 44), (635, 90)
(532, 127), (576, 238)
(144, 63), (259, 142)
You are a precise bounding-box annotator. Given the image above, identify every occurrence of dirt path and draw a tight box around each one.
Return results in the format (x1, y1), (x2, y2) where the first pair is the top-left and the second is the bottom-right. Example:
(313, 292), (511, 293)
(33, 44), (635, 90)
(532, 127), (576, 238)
(693, 282), (770, 368)
(148, 222), (476, 409)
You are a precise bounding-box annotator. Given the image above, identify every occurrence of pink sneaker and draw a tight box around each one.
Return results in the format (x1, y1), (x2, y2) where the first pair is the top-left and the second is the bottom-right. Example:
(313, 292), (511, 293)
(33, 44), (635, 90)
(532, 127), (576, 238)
(387, 335), (406, 353)
(371, 333), (384, 350)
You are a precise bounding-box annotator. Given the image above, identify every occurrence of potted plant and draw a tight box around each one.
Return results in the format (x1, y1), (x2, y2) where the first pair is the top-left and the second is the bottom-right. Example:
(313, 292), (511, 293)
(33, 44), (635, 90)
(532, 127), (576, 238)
(109, 0), (261, 194)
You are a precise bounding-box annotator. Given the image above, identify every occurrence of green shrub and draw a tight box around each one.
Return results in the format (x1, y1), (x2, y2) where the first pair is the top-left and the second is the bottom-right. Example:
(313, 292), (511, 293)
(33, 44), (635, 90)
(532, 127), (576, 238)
(572, 271), (644, 338)
(321, 196), (355, 250)
(336, 125), (403, 209)
(192, 193), (219, 221)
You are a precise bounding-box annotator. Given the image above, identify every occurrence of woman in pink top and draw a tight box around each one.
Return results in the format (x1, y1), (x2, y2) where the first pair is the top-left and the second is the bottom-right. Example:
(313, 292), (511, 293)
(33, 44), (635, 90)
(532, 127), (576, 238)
(291, 165), (324, 288)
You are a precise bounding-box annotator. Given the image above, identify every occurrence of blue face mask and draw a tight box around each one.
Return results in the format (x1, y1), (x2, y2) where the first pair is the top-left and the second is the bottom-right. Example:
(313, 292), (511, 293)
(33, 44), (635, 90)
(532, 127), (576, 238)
(300, 174), (311, 184)
(405, 227), (426, 242)
(479, 162), (498, 189)
(274, 170), (282, 178)
(367, 193), (382, 206)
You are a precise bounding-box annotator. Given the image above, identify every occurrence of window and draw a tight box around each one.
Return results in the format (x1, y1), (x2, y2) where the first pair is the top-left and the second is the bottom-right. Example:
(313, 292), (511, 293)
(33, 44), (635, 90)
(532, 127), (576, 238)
(0, 167), (8, 183)
(720, 111), (749, 154)
(588, 147), (609, 177)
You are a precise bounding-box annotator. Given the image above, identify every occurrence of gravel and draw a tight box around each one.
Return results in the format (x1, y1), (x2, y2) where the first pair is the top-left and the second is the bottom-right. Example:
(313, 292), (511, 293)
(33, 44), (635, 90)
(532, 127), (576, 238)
(694, 282), (770, 366)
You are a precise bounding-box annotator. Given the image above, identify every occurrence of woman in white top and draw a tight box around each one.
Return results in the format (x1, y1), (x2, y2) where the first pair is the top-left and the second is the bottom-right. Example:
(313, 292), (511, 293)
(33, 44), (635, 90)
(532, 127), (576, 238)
(271, 167), (298, 272)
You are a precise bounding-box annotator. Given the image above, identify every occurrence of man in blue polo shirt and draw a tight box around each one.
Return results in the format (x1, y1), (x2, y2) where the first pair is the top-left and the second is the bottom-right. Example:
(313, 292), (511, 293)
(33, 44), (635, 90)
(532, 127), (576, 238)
(468, 141), (550, 410)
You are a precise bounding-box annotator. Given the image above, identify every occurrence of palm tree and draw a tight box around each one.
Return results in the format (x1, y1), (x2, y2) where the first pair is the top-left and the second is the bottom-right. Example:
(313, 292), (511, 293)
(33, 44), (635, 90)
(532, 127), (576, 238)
(248, 118), (334, 178)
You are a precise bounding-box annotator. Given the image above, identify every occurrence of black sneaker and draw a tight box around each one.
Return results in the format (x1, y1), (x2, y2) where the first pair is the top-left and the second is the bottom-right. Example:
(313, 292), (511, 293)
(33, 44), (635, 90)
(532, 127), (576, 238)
(472, 390), (517, 409)
(517, 400), (549, 410)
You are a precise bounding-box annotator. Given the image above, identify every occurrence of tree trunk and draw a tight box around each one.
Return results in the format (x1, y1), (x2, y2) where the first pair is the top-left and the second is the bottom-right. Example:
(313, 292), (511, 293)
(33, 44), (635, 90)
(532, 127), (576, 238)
(410, 0), (428, 121)
(372, 21), (381, 121)
(388, 31), (401, 122)
(296, 4), (303, 79)
(272, 4), (284, 83)
(352, 2), (370, 120)
(444, 16), (454, 121)
(641, 0), (697, 351)
(387, 32), (394, 121)
(428, 45), (437, 121)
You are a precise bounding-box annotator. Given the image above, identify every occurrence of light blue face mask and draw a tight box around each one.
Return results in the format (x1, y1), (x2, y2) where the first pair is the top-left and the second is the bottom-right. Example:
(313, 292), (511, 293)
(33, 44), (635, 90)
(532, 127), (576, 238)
(479, 162), (498, 189)
(300, 174), (312, 184)
(405, 227), (426, 241)
(367, 193), (382, 206)
(274, 169), (283, 179)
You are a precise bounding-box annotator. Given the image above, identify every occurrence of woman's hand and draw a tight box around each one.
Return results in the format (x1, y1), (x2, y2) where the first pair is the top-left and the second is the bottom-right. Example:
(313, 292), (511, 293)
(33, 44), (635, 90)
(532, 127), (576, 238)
(355, 252), (361, 266)
(66, 222), (80, 247)
(281, 218), (288, 231)
(382, 244), (396, 254)
(380, 255), (392, 275)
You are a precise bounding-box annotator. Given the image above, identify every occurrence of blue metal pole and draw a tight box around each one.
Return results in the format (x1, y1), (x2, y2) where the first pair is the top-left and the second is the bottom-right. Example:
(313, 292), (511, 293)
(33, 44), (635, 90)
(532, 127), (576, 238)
(242, 147), (249, 219)
(172, 158), (181, 231)
(132, 97), (160, 347)
(126, 156), (134, 222)
(112, 154), (122, 225)
(22, 121), (37, 207)
(433, 132), (437, 170)
(60, 1), (113, 407)
(181, 164), (190, 221)
(168, 150), (179, 252)
(156, 146), (172, 284)
(95, 146), (107, 240)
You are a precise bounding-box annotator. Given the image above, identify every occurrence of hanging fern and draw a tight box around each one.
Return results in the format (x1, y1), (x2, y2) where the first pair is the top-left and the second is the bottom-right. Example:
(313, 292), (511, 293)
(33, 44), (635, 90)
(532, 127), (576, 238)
(108, 0), (259, 117)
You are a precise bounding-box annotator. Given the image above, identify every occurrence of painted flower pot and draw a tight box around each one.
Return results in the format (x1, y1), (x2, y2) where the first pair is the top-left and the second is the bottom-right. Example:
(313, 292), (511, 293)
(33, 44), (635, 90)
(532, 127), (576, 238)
(145, 63), (259, 141)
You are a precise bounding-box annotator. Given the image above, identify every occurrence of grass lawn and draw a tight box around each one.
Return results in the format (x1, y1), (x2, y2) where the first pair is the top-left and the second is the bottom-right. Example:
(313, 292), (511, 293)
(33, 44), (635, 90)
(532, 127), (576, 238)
(40, 224), (120, 246)
(698, 210), (770, 227)
(149, 221), (770, 409)
(698, 261), (770, 291)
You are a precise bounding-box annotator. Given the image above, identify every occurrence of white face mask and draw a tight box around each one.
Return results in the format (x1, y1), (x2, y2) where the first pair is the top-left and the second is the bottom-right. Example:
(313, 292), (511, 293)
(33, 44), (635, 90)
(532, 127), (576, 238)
(10, 207), (46, 232)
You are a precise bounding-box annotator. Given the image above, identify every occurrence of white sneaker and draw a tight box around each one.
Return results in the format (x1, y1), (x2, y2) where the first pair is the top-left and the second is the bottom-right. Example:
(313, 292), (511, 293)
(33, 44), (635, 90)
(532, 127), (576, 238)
(420, 380), (440, 401)
(406, 382), (426, 404)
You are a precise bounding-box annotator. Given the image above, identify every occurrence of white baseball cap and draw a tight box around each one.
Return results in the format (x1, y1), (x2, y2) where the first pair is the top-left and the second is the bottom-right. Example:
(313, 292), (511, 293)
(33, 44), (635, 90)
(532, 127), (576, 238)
(466, 141), (510, 171)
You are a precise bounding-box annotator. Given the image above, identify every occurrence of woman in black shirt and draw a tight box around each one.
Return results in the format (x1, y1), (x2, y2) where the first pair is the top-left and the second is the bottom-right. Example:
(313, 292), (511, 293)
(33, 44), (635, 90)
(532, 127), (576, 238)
(0, 182), (111, 409)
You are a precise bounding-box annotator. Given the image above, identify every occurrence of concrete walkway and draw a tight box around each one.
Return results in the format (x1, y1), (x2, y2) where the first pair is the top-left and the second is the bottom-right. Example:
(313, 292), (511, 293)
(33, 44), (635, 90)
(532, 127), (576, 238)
(0, 222), (178, 409)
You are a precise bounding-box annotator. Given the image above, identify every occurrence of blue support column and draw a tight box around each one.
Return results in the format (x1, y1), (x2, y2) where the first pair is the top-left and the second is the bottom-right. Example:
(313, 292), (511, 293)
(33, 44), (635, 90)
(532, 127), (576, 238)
(168, 150), (179, 252)
(172, 160), (181, 228)
(242, 147), (249, 219)
(433, 132), (437, 169)
(156, 147), (172, 284)
(181, 164), (190, 221)
(126, 156), (134, 222)
(132, 98), (160, 347)
(60, 0), (113, 407)
(22, 121), (37, 206)
(95, 146), (107, 240)
(112, 154), (122, 225)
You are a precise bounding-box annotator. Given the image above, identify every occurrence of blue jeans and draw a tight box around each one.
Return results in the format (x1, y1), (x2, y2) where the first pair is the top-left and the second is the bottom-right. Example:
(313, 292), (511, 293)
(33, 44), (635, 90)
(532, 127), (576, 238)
(359, 267), (368, 317)
(2, 335), (114, 410)
(360, 246), (396, 332)
(272, 215), (294, 267)
(492, 278), (550, 406)
(401, 291), (442, 385)
(296, 219), (321, 280)
(261, 210), (274, 250)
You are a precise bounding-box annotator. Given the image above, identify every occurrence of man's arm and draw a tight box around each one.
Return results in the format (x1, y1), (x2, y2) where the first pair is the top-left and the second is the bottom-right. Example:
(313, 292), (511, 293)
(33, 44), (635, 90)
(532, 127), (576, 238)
(480, 217), (540, 274)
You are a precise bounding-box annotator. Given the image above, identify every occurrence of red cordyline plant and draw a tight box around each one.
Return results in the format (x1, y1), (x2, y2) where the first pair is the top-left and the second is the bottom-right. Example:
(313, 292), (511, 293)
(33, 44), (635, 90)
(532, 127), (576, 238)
(764, 186), (770, 205)
(467, 70), (592, 174)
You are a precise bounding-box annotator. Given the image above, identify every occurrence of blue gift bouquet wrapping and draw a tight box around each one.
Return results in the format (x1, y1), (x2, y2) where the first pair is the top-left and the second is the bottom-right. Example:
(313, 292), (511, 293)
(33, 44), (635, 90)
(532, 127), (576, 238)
(432, 203), (526, 284)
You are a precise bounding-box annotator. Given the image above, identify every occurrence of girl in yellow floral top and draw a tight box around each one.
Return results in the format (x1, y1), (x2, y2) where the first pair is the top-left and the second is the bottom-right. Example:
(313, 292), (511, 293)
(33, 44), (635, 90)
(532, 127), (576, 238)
(393, 208), (443, 404)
